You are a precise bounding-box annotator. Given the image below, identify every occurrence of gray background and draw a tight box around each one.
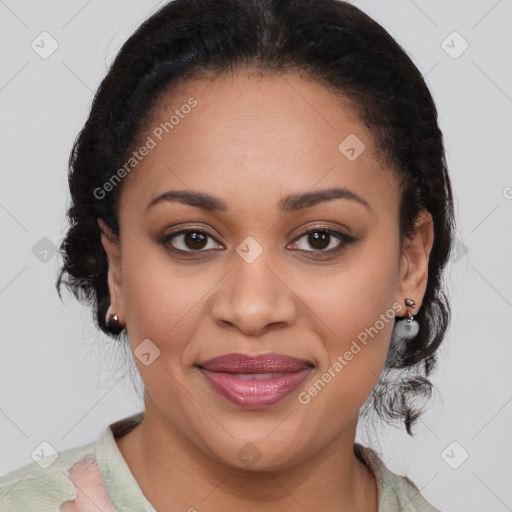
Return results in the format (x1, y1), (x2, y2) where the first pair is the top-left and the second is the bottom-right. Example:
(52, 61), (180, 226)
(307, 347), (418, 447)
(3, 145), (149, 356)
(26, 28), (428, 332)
(0, 1), (511, 510)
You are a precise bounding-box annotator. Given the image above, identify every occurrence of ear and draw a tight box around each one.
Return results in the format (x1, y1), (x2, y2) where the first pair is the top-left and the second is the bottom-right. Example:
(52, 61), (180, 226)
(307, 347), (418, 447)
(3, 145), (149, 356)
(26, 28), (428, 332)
(97, 217), (125, 323)
(394, 209), (434, 316)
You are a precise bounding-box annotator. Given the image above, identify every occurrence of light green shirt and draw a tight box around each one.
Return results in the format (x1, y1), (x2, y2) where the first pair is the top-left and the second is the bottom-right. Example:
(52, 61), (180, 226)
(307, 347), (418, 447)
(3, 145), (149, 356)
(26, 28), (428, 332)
(0, 412), (440, 511)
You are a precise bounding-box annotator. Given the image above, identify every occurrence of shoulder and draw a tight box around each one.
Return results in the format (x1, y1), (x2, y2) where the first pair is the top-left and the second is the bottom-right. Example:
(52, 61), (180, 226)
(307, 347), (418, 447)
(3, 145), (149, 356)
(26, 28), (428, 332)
(354, 443), (442, 512)
(0, 440), (96, 512)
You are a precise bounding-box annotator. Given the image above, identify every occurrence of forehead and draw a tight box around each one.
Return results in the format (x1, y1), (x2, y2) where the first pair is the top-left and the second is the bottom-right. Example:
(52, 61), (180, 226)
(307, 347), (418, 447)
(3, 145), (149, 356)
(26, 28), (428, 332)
(119, 69), (399, 217)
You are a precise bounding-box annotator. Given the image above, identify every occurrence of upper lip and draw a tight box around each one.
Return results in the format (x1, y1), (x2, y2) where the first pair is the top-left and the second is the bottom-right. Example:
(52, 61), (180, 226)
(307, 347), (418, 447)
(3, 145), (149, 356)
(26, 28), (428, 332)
(197, 352), (315, 373)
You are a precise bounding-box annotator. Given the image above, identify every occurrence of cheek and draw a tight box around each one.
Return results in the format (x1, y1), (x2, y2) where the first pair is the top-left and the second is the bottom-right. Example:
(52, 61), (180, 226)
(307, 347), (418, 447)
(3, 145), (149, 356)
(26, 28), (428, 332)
(295, 236), (400, 401)
(300, 234), (400, 345)
(304, 279), (396, 397)
(296, 294), (396, 434)
(120, 239), (226, 371)
(120, 238), (197, 346)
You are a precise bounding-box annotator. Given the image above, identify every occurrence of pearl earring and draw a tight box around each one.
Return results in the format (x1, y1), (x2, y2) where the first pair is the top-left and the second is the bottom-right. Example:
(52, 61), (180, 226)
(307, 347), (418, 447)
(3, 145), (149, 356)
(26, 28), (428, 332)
(393, 298), (419, 340)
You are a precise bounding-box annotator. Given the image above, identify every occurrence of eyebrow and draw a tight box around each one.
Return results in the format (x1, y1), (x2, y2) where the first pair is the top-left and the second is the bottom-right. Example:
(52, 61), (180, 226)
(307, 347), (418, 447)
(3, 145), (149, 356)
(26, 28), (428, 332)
(145, 187), (372, 214)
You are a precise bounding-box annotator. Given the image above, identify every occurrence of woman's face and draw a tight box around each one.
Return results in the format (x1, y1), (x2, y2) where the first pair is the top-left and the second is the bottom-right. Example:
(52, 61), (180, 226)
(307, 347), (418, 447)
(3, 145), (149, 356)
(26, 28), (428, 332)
(100, 68), (433, 470)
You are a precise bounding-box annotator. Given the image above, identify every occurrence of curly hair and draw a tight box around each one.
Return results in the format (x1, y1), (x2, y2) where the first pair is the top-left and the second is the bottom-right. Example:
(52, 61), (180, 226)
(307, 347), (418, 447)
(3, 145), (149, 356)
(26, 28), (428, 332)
(56, 0), (455, 435)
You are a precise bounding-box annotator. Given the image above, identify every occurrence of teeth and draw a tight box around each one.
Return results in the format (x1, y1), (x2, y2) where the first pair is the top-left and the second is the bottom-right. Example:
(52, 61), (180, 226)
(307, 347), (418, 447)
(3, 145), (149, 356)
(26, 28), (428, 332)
(232, 373), (285, 380)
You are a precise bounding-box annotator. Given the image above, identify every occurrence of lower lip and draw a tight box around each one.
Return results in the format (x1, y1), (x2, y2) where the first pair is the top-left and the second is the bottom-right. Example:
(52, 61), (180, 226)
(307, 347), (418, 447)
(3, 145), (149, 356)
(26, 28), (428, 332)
(199, 368), (313, 408)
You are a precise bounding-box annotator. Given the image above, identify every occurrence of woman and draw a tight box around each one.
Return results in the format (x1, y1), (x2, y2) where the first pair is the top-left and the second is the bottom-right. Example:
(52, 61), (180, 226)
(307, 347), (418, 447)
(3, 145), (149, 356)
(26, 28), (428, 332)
(0, 0), (453, 510)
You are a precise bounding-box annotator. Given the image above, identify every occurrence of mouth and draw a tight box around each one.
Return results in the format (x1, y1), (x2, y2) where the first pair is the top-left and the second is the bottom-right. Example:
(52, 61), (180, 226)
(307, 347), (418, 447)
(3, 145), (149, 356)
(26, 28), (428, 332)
(195, 352), (315, 408)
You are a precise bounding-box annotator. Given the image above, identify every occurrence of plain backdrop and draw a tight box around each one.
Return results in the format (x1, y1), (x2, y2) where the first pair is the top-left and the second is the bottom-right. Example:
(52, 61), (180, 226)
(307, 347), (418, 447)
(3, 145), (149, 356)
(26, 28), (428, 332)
(0, 1), (511, 511)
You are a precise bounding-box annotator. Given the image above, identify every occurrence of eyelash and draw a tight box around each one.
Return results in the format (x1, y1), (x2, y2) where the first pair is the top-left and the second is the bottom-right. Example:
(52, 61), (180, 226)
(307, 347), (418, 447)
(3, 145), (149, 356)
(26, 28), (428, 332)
(160, 225), (356, 258)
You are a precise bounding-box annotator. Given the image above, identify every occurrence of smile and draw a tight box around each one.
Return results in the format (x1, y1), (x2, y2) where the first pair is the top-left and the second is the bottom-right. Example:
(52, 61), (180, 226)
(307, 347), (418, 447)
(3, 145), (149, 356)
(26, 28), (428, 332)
(196, 352), (314, 408)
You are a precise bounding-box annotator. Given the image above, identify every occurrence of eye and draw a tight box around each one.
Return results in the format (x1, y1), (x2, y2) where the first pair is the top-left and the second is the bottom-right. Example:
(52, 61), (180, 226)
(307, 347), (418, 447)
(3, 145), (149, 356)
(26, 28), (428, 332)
(161, 229), (223, 252)
(289, 226), (355, 255)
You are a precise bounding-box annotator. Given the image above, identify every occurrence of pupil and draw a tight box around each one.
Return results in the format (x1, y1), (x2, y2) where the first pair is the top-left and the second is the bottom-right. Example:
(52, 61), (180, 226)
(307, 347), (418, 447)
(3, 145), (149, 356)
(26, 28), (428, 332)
(186, 232), (207, 249)
(309, 231), (329, 250)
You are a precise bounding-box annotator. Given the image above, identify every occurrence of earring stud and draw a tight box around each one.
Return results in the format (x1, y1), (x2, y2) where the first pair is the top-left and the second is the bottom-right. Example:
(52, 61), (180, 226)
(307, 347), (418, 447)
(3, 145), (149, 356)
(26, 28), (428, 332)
(105, 305), (125, 334)
(393, 297), (419, 340)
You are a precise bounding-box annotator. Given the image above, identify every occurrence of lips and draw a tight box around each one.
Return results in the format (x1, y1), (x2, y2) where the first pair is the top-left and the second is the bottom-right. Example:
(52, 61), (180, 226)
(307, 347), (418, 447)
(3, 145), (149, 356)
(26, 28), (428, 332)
(198, 352), (314, 373)
(196, 353), (314, 408)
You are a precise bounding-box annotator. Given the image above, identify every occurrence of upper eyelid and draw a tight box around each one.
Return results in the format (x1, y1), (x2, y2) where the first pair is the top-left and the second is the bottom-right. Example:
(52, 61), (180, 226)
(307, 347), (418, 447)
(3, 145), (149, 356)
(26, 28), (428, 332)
(289, 227), (350, 251)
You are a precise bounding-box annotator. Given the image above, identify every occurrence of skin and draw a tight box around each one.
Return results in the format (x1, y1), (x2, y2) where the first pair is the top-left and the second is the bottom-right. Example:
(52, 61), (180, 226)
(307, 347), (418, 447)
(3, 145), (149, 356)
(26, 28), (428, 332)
(98, 67), (434, 512)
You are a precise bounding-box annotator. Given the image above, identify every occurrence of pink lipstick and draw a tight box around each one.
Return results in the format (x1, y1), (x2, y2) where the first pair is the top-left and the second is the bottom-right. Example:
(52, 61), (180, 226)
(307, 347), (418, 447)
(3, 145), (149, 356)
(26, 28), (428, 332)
(196, 352), (314, 408)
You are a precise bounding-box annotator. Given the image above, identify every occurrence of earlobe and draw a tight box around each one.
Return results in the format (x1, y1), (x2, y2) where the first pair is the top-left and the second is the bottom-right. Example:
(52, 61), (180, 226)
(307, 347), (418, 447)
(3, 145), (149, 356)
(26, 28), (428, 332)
(395, 209), (434, 314)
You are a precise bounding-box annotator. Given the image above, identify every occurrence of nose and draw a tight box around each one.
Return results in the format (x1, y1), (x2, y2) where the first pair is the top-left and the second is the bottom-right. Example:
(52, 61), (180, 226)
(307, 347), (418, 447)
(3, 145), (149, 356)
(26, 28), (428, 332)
(210, 248), (297, 336)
